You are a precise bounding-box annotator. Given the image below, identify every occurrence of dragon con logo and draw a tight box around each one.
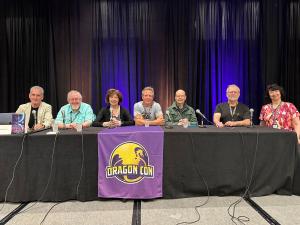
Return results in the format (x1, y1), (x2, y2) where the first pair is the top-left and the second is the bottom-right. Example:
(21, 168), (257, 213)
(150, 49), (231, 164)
(105, 141), (154, 184)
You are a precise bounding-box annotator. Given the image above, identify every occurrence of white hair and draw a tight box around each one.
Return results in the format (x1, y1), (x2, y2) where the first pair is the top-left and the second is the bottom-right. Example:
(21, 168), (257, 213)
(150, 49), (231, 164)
(226, 84), (240, 93)
(67, 90), (82, 100)
(30, 86), (44, 95)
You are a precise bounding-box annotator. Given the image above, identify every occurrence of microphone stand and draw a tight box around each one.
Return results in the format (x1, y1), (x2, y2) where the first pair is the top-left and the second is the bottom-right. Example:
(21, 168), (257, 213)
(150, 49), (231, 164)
(198, 117), (206, 128)
(247, 118), (254, 128)
(165, 123), (173, 129)
(247, 109), (254, 128)
(196, 110), (214, 126)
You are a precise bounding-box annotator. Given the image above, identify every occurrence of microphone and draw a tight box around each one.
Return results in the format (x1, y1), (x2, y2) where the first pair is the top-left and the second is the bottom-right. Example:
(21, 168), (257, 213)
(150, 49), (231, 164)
(61, 109), (66, 129)
(108, 108), (114, 129)
(110, 108), (113, 121)
(32, 110), (37, 126)
(196, 109), (206, 120)
(196, 109), (214, 126)
(195, 109), (206, 128)
(249, 108), (254, 127)
(165, 110), (173, 129)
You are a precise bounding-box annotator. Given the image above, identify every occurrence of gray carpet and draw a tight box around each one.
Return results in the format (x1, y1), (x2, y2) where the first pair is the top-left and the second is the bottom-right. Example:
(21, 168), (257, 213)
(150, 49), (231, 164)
(141, 196), (268, 225)
(3, 200), (134, 225)
(0, 203), (19, 220)
(252, 195), (300, 225)
(1, 195), (299, 225)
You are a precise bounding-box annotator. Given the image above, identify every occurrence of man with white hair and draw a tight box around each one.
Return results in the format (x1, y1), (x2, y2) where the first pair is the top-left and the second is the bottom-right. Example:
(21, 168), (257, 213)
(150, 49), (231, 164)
(16, 86), (53, 131)
(56, 90), (95, 129)
(213, 84), (250, 127)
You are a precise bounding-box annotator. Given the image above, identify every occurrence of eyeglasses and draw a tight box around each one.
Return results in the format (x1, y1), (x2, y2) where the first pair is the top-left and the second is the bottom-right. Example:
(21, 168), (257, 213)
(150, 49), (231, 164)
(69, 98), (81, 101)
(227, 91), (239, 94)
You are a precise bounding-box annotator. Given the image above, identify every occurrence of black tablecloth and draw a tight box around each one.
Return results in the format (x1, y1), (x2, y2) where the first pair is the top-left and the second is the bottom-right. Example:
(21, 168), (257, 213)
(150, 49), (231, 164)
(293, 144), (300, 195)
(0, 126), (298, 202)
(163, 126), (297, 198)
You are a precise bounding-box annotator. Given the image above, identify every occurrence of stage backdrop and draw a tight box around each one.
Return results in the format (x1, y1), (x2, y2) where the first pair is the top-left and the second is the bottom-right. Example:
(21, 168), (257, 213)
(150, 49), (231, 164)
(1, 0), (300, 124)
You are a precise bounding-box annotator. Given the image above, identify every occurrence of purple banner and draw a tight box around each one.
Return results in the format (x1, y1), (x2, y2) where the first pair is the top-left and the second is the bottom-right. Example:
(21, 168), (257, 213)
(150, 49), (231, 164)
(98, 126), (164, 199)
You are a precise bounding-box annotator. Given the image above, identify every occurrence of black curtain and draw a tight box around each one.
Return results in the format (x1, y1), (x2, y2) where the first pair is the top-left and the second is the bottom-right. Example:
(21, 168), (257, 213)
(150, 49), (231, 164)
(0, 0), (300, 122)
(0, 1), (51, 111)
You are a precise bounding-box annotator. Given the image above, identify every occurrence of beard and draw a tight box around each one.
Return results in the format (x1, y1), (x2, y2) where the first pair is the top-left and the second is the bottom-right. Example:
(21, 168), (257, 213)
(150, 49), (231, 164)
(71, 104), (80, 111)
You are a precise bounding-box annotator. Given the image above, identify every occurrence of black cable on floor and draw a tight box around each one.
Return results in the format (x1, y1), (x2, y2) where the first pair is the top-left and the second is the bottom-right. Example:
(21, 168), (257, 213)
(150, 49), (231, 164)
(243, 196), (281, 225)
(0, 202), (29, 225)
(40, 202), (61, 225)
(132, 200), (141, 225)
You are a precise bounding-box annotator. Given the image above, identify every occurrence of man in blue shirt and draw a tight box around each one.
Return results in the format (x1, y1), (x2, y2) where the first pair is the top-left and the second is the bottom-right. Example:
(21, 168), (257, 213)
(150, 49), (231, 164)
(56, 90), (95, 129)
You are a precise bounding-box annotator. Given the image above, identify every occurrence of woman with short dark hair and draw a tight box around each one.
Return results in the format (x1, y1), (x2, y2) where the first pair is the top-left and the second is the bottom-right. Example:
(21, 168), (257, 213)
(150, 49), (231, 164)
(259, 84), (300, 143)
(92, 89), (134, 127)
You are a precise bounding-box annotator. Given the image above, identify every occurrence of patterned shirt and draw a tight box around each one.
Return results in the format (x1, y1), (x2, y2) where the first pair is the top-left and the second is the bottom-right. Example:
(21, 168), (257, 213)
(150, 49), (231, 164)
(55, 102), (95, 125)
(259, 102), (300, 131)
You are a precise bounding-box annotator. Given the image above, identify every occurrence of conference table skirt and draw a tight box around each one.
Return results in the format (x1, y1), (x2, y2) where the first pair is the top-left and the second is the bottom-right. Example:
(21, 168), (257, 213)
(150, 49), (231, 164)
(0, 126), (298, 202)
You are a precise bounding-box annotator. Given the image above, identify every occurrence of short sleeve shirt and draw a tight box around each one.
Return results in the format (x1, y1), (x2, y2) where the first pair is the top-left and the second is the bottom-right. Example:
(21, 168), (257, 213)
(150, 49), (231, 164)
(259, 102), (300, 131)
(56, 102), (95, 124)
(133, 101), (163, 121)
(214, 102), (250, 123)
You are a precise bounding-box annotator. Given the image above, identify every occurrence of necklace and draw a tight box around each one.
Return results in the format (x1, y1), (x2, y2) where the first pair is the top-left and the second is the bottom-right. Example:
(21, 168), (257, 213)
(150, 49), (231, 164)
(110, 106), (120, 116)
(142, 103), (152, 119)
(110, 106), (120, 120)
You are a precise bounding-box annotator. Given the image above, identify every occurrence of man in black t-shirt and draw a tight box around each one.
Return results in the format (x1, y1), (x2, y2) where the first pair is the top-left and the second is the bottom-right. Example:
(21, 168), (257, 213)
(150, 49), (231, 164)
(213, 84), (250, 127)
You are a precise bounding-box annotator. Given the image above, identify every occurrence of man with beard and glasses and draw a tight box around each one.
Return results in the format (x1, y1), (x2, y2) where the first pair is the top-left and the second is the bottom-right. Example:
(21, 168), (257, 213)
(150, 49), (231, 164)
(213, 84), (250, 128)
(55, 90), (95, 129)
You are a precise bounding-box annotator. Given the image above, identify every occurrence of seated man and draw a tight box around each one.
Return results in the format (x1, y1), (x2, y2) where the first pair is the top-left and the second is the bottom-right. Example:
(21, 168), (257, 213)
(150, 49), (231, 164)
(16, 86), (52, 131)
(56, 90), (95, 129)
(213, 84), (250, 127)
(166, 89), (198, 126)
(134, 86), (165, 126)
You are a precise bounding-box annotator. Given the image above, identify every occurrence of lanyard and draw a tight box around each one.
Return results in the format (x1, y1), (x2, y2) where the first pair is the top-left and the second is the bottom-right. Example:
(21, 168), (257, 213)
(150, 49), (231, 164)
(271, 102), (281, 125)
(70, 111), (79, 123)
(229, 104), (237, 120)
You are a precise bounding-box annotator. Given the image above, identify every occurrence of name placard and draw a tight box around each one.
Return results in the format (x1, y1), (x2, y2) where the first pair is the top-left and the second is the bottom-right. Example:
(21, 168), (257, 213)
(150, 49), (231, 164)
(0, 125), (12, 135)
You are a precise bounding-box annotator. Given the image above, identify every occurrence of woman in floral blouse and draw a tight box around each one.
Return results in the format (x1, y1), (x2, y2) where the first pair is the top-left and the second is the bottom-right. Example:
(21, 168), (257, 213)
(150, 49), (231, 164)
(259, 84), (300, 144)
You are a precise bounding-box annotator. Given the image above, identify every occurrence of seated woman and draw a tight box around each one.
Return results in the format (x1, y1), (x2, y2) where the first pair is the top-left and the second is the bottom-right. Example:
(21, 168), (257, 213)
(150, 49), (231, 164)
(259, 84), (300, 143)
(92, 89), (134, 127)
